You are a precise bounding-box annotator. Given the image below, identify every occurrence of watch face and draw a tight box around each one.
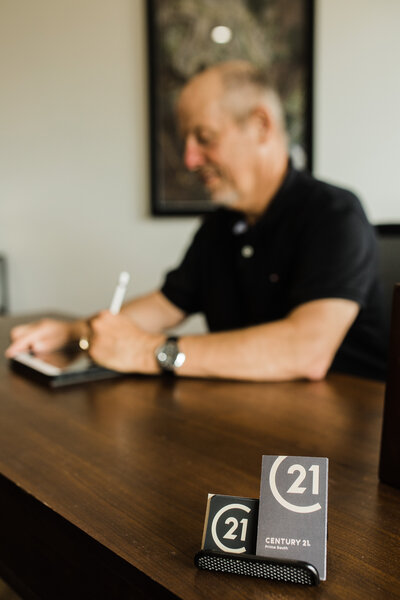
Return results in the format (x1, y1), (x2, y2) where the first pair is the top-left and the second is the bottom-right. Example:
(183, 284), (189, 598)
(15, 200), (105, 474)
(156, 338), (183, 371)
(158, 345), (176, 369)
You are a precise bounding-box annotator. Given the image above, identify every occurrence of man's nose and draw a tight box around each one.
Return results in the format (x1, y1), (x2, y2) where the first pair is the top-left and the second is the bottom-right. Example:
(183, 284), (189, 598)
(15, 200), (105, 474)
(183, 137), (205, 171)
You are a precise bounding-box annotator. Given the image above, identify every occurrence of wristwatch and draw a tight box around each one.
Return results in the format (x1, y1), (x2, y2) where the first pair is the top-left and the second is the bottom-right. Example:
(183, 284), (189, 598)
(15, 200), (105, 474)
(155, 336), (186, 373)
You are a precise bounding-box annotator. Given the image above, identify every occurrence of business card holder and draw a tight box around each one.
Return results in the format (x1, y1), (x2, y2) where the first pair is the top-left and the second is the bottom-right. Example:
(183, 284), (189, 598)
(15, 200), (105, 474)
(194, 549), (319, 586)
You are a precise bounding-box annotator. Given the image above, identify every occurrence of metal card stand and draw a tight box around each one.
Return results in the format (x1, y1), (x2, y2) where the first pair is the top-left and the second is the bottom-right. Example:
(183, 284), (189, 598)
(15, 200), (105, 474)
(195, 493), (320, 586)
(194, 550), (319, 586)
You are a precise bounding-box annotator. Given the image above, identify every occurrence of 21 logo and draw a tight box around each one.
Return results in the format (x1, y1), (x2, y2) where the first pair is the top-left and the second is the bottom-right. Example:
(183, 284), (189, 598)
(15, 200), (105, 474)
(269, 455), (322, 514)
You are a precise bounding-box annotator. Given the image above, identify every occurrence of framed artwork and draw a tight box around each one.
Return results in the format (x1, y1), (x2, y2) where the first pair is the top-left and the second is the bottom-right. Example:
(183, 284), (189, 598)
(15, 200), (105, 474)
(147, 0), (314, 216)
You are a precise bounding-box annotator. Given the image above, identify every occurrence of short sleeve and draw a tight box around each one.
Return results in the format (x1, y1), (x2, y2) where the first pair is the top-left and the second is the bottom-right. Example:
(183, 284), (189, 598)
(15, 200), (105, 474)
(161, 223), (206, 315)
(289, 192), (377, 309)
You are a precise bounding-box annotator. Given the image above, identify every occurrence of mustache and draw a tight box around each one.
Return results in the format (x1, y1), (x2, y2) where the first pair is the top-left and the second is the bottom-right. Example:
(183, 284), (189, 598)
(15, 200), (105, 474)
(195, 166), (223, 181)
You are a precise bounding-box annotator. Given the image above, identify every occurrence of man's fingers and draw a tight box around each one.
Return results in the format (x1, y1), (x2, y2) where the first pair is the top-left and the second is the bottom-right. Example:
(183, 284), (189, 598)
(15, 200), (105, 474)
(5, 327), (49, 357)
(5, 336), (34, 357)
(9, 323), (36, 342)
(90, 311), (116, 333)
(6, 321), (53, 357)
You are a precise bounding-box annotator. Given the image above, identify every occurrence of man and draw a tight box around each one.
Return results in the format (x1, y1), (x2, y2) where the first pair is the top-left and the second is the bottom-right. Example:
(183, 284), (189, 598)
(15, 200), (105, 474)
(5, 61), (388, 381)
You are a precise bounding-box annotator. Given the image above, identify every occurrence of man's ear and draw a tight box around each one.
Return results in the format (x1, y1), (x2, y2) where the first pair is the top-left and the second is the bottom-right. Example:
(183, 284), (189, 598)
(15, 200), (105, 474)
(249, 106), (273, 143)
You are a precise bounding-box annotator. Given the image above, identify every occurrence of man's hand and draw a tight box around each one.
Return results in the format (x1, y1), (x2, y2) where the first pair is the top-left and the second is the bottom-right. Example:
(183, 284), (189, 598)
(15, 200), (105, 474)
(88, 311), (164, 374)
(5, 318), (81, 358)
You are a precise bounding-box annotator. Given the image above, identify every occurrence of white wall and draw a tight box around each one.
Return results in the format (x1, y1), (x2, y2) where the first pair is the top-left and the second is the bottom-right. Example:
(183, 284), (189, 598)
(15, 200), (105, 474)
(314, 0), (400, 222)
(1, 0), (399, 316)
(0, 0), (200, 316)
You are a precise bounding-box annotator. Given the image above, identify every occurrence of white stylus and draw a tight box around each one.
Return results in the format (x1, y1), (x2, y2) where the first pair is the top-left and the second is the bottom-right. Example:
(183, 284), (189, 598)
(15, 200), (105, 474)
(78, 271), (130, 351)
(109, 271), (130, 315)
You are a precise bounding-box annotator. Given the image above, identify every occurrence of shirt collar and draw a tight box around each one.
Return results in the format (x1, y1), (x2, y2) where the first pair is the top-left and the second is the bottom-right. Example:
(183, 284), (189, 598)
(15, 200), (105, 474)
(230, 161), (300, 236)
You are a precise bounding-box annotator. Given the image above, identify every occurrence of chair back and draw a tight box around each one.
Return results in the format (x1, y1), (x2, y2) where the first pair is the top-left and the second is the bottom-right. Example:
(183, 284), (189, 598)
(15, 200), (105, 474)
(0, 255), (8, 315)
(379, 283), (400, 488)
(375, 224), (400, 317)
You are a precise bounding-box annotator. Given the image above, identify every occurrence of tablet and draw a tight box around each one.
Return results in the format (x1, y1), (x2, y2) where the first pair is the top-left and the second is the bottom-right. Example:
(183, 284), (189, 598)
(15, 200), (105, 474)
(10, 349), (122, 387)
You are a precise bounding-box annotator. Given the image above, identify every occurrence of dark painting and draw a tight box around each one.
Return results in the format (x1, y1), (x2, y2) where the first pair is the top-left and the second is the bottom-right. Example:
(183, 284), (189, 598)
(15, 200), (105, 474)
(148, 0), (314, 215)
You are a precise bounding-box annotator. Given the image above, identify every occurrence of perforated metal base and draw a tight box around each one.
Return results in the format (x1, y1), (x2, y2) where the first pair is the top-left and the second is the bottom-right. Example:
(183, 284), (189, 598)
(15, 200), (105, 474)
(194, 550), (319, 586)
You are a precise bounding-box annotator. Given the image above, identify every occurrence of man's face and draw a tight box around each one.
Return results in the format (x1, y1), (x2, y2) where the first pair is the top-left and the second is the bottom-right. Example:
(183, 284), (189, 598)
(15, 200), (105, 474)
(178, 77), (261, 212)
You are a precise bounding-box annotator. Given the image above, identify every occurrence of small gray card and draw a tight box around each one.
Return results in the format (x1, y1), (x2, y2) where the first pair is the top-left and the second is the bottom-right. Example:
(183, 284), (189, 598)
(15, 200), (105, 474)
(256, 455), (328, 580)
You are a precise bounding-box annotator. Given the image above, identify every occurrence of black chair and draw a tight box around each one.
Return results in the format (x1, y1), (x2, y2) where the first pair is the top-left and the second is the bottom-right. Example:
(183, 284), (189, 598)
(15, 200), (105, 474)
(379, 283), (400, 488)
(0, 255), (8, 315)
(375, 224), (400, 318)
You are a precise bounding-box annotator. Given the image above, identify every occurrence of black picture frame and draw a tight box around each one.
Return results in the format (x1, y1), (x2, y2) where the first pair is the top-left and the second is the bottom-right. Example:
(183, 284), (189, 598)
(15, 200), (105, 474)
(147, 0), (314, 216)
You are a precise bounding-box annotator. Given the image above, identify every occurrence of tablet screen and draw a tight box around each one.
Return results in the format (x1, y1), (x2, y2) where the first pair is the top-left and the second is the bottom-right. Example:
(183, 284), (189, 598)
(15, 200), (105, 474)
(12, 350), (93, 375)
(10, 349), (120, 386)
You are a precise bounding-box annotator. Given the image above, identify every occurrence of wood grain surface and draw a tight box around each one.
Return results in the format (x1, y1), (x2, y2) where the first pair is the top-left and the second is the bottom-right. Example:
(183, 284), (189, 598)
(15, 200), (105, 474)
(0, 315), (399, 599)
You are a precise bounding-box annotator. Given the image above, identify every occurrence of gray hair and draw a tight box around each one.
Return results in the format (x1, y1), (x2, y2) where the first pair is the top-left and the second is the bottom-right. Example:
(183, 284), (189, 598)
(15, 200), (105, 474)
(215, 61), (286, 131)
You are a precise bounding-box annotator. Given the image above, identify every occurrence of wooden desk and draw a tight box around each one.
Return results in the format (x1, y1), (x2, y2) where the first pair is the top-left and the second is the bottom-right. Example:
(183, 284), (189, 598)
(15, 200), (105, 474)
(0, 315), (399, 599)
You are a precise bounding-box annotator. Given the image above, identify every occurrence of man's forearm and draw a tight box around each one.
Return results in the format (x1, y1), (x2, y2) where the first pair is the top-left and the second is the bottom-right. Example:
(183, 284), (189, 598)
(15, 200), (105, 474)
(169, 299), (359, 382)
(175, 321), (324, 381)
(88, 297), (358, 382)
(120, 291), (185, 333)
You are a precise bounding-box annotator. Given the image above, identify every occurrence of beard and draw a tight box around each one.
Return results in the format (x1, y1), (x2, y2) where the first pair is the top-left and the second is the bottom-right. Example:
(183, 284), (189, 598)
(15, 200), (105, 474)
(209, 187), (240, 208)
(197, 166), (240, 209)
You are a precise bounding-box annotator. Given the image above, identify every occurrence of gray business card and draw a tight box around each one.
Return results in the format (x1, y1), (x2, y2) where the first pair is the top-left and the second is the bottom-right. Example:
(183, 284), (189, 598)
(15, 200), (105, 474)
(256, 455), (328, 580)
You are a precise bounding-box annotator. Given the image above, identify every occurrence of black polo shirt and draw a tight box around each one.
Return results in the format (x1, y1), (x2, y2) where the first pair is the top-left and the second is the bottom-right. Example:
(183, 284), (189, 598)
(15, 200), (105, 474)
(161, 166), (388, 380)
